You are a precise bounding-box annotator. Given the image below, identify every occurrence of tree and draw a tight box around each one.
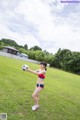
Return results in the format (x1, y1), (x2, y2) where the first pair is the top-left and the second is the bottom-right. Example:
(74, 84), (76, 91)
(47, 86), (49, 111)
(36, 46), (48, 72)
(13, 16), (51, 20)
(18, 48), (27, 54)
(0, 42), (4, 50)
(34, 50), (46, 61)
(26, 50), (36, 59)
(24, 44), (28, 50)
(30, 46), (42, 51)
(0, 38), (18, 47)
(66, 52), (80, 73)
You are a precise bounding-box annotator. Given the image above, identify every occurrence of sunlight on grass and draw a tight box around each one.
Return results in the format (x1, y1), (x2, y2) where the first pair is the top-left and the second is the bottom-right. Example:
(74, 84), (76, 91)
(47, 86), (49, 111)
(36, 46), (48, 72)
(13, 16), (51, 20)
(0, 56), (80, 120)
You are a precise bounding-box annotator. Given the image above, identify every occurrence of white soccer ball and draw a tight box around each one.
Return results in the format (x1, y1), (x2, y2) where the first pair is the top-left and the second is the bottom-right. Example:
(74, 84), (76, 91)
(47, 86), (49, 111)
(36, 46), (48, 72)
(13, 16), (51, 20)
(22, 64), (29, 71)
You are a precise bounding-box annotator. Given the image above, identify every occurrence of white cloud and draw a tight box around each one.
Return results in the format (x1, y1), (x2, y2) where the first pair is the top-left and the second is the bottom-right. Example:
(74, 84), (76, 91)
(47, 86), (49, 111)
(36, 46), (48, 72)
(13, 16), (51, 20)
(0, 0), (80, 53)
(0, 23), (40, 48)
(15, 0), (52, 25)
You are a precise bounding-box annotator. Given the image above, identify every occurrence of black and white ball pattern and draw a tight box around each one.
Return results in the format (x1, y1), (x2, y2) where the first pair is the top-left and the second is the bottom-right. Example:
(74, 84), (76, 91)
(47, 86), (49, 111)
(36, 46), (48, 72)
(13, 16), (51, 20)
(22, 64), (29, 71)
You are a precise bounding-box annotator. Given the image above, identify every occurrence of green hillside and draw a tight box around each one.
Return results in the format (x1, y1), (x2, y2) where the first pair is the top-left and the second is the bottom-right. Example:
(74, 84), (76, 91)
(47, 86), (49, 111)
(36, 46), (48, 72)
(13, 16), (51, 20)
(0, 56), (80, 120)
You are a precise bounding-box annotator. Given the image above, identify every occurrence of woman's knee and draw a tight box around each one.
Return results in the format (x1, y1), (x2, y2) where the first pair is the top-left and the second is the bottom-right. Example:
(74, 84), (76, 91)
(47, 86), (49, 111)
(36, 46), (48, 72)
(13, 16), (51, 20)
(32, 94), (34, 98)
(32, 93), (35, 98)
(32, 93), (38, 99)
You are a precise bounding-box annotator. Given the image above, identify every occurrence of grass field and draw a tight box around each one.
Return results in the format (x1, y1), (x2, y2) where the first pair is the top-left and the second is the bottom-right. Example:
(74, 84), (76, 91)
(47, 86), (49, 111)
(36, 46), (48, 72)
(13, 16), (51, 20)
(0, 56), (80, 120)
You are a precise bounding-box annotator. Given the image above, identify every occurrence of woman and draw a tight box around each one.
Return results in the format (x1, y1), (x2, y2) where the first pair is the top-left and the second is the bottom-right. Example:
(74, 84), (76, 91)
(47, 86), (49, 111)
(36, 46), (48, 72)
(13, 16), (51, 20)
(27, 61), (47, 111)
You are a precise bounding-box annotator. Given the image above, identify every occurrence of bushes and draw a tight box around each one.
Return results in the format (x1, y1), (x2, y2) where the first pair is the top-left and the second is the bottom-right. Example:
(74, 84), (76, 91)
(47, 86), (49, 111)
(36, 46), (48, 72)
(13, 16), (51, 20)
(51, 49), (80, 74)
(0, 38), (80, 74)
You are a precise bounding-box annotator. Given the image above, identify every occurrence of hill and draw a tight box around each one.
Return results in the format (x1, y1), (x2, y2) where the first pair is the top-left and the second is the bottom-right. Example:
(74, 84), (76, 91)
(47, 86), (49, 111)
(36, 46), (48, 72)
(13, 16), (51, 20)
(0, 56), (80, 120)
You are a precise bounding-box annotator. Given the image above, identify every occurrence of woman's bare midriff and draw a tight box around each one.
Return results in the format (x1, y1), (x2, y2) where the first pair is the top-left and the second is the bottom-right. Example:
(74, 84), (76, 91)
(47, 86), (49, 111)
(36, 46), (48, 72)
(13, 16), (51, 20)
(36, 78), (44, 84)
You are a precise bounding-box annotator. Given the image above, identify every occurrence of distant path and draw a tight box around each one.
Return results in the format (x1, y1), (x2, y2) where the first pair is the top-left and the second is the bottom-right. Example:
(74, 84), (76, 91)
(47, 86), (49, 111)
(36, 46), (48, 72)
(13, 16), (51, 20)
(0, 51), (39, 64)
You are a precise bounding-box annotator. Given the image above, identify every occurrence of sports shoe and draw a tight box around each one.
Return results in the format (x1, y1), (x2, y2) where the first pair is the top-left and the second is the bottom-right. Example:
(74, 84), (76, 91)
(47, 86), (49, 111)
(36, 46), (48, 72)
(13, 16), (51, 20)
(32, 105), (39, 111)
(32, 105), (36, 109)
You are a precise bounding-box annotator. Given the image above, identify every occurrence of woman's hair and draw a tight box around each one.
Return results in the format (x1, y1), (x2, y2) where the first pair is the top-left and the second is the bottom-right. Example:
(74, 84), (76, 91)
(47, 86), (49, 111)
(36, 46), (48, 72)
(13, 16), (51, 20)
(40, 61), (47, 71)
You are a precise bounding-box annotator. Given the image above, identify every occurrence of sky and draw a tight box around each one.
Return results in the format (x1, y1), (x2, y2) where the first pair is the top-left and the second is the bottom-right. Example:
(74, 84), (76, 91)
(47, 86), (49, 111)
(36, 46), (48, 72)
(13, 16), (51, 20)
(0, 0), (80, 54)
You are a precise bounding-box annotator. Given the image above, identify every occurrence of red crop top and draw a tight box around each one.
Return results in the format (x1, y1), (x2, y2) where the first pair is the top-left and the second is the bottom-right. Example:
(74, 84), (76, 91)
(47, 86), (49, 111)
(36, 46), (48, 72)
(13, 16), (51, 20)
(38, 74), (45, 79)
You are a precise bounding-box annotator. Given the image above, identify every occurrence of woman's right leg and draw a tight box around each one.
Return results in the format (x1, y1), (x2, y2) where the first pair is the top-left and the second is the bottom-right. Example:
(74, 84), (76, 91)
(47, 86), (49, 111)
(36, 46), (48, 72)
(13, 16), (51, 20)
(32, 87), (42, 105)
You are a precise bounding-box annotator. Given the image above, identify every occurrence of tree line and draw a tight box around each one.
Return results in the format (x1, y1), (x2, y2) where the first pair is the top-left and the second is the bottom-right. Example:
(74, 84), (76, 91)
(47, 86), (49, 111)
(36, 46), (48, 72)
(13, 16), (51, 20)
(0, 38), (80, 74)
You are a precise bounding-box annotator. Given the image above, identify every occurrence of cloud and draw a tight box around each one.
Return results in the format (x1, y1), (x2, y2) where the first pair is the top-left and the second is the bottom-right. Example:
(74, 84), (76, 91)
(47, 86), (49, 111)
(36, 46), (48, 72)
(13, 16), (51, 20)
(0, 0), (80, 53)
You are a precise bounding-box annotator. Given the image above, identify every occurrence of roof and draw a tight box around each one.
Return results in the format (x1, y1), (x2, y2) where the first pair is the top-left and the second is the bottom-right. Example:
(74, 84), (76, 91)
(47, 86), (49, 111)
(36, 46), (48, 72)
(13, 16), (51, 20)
(4, 46), (18, 51)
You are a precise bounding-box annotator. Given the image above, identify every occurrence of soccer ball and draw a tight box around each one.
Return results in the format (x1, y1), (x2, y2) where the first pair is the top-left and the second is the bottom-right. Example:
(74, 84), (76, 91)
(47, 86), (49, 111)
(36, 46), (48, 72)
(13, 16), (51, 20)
(22, 64), (29, 71)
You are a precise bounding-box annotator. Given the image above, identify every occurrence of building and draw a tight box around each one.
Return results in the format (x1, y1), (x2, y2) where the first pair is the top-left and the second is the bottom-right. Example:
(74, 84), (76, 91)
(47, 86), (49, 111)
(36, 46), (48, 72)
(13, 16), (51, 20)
(2, 46), (18, 55)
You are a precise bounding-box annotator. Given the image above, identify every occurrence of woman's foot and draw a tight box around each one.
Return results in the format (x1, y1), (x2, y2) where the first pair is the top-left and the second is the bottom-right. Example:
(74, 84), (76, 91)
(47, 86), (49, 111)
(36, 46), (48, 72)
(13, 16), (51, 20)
(32, 105), (39, 111)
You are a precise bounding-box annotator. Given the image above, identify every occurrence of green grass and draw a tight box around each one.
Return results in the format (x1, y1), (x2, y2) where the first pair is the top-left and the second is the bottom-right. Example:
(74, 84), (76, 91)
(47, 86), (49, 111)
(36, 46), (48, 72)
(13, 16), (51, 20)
(0, 56), (80, 120)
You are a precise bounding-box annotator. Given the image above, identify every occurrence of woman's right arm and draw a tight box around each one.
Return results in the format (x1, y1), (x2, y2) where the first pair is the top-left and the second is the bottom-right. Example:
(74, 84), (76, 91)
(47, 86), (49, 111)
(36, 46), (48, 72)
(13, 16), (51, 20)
(28, 68), (39, 75)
